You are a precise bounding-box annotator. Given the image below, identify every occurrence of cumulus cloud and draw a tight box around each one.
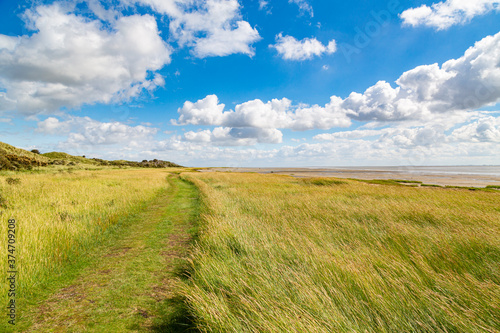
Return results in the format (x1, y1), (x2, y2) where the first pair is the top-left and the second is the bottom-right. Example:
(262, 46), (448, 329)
(36, 116), (158, 146)
(343, 31), (500, 121)
(0, 3), (171, 115)
(127, 0), (261, 57)
(183, 127), (283, 146)
(270, 34), (337, 60)
(173, 94), (352, 130)
(450, 116), (500, 143)
(173, 94), (226, 126)
(175, 31), (500, 134)
(289, 0), (314, 17)
(400, 0), (500, 30)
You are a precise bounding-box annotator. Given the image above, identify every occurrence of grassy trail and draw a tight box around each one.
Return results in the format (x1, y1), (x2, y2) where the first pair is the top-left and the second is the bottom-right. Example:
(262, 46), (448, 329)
(22, 175), (199, 332)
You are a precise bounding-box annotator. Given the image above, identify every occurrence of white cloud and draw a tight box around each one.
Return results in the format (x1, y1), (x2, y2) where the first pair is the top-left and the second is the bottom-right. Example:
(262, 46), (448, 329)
(183, 127), (283, 146)
(173, 94), (226, 126)
(450, 116), (500, 142)
(175, 32), (500, 133)
(400, 0), (500, 30)
(270, 33), (337, 60)
(127, 0), (261, 57)
(289, 0), (313, 17)
(36, 117), (72, 134)
(0, 3), (171, 115)
(314, 126), (448, 148)
(75, 111), (497, 166)
(173, 94), (352, 130)
(343, 31), (500, 121)
(36, 116), (158, 147)
(259, 0), (270, 11)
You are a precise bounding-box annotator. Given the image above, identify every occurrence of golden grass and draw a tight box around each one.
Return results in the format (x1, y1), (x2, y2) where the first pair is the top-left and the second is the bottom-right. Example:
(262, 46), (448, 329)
(0, 168), (173, 304)
(0, 142), (49, 163)
(181, 172), (500, 332)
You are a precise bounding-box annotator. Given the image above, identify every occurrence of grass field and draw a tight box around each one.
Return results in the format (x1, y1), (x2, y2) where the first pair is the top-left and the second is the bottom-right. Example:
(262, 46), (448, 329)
(1, 165), (499, 332)
(0, 168), (175, 317)
(181, 172), (500, 332)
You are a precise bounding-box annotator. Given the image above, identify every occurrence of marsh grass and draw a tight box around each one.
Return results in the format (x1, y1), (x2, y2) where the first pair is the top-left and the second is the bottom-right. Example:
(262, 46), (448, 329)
(299, 178), (348, 186)
(0, 168), (175, 312)
(181, 172), (500, 332)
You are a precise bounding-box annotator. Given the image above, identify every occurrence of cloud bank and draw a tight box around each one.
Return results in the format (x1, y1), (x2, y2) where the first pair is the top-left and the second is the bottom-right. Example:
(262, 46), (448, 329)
(176, 31), (500, 129)
(36, 116), (158, 148)
(173, 94), (351, 130)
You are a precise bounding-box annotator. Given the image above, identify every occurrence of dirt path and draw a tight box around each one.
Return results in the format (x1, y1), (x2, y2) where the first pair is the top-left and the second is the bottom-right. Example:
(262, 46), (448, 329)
(25, 175), (199, 332)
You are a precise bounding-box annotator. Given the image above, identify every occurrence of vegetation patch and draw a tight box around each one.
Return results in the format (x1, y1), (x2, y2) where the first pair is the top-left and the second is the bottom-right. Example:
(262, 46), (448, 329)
(351, 178), (420, 186)
(5, 177), (21, 185)
(300, 177), (348, 186)
(0, 140), (182, 171)
(390, 179), (423, 184)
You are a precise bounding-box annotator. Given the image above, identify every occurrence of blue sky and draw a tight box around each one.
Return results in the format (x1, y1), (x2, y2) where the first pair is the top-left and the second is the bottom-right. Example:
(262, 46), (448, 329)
(0, 0), (499, 167)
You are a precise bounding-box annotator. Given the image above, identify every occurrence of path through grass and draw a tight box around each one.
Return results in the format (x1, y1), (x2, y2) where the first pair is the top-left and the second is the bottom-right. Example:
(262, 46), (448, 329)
(20, 175), (199, 332)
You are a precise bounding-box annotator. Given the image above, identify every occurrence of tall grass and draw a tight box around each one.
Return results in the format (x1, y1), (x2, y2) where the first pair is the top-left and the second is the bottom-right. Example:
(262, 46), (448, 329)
(181, 172), (500, 332)
(0, 168), (172, 306)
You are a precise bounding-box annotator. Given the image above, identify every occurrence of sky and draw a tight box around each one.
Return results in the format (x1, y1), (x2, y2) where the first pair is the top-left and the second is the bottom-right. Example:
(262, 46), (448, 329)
(0, 0), (499, 167)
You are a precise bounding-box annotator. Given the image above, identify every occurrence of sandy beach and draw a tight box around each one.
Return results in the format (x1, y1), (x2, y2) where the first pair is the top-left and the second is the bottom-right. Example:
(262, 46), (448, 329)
(202, 166), (500, 188)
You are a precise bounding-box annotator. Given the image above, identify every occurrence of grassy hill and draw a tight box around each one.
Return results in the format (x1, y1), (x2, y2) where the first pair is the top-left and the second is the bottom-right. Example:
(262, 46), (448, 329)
(0, 142), (50, 170)
(0, 141), (181, 170)
(41, 152), (100, 165)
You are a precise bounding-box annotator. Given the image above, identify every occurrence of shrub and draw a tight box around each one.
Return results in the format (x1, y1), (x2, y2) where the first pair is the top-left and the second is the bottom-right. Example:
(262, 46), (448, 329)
(300, 177), (347, 186)
(6, 177), (21, 185)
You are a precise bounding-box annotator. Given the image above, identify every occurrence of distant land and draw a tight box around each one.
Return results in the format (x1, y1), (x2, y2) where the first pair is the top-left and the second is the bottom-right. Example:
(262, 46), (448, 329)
(2, 139), (499, 187)
(0, 141), (181, 170)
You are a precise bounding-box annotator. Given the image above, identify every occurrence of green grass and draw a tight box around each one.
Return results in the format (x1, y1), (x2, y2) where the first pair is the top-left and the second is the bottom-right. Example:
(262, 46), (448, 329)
(390, 179), (423, 184)
(4, 175), (200, 332)
(180, 172), (500, 332)
(299, 177), (348, 186)
(349, 178), (420, 187)
(0, 169), (177, 325)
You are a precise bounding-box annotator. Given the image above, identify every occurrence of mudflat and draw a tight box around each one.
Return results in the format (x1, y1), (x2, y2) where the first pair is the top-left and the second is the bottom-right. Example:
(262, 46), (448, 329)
(202, 166), (500, 187)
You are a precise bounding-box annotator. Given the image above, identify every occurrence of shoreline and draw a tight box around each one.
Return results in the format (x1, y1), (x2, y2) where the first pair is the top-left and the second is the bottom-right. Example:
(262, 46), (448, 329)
(201, 166), (500, 188)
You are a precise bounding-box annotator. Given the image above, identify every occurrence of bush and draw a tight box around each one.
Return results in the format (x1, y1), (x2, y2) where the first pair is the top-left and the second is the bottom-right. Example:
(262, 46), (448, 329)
(6, 177), (21, 185)
(31, 149), (41, 154)
(300, 178), (347, 186)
